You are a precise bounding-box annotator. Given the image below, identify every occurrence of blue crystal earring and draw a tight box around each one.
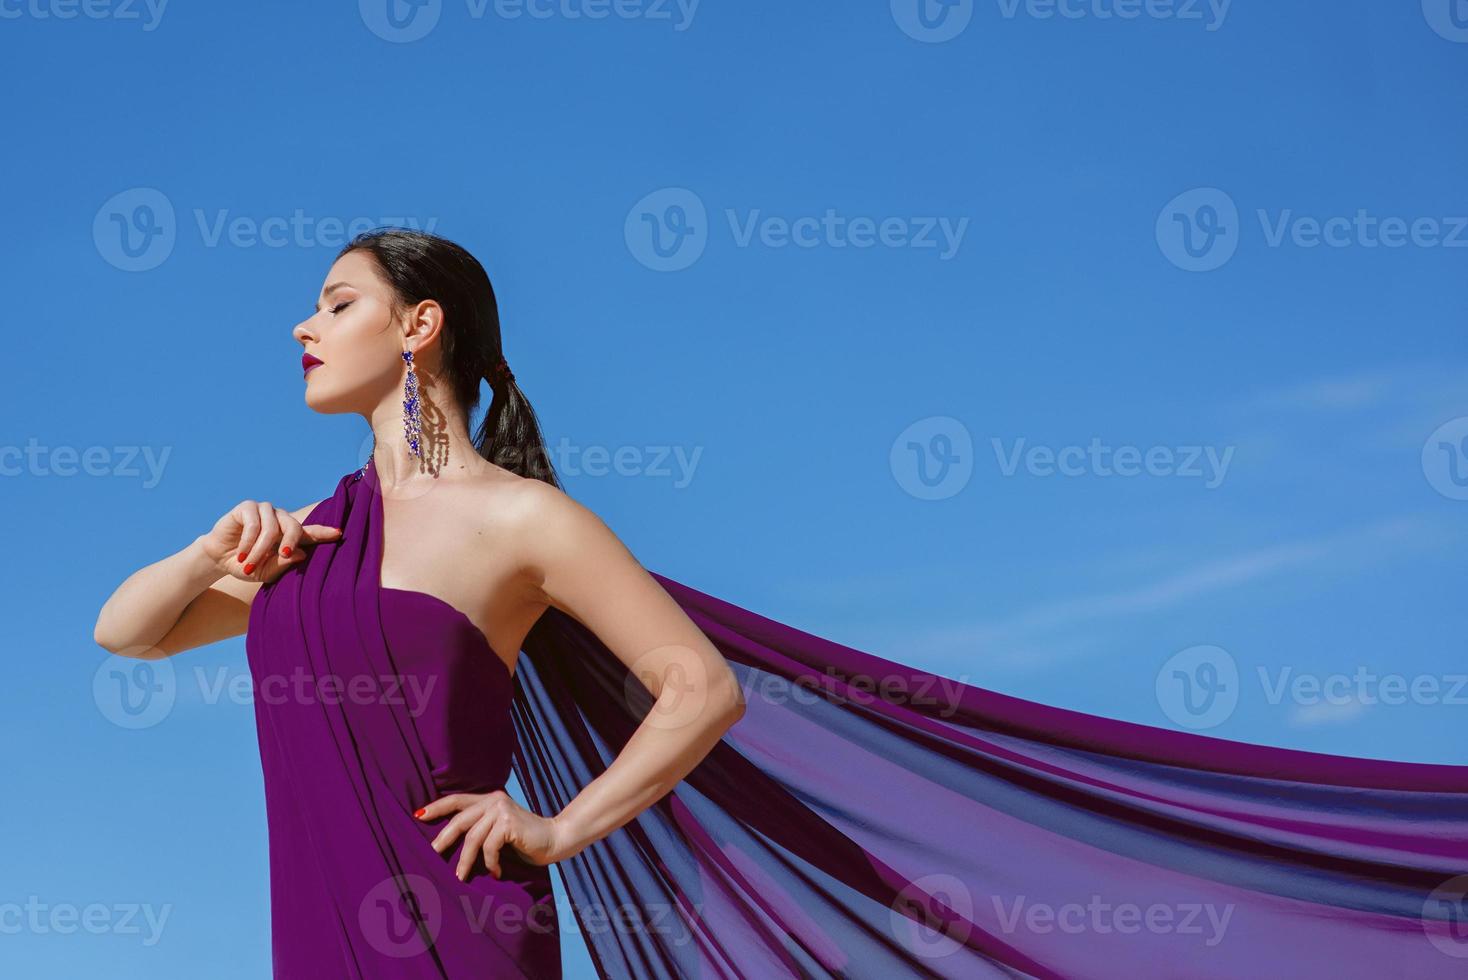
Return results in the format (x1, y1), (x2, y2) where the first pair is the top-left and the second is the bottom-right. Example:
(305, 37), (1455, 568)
(401, 348), (423, 460)
(354, 348), (423, 482)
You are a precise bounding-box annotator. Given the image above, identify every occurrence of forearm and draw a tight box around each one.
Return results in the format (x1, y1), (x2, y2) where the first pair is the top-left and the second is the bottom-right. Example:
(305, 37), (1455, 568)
(94, 535), (222, 655)
(550, 673), (745, 860)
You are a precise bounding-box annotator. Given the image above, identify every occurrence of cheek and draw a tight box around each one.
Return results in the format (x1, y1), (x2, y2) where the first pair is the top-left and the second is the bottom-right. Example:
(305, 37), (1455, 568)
(335, 327), (401, 386)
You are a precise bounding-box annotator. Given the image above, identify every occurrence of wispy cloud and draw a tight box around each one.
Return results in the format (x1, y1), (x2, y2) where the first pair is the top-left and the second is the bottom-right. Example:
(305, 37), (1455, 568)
(1223, 363), (1468, 457)
(1231, 362), (1467, 417)
(1287, 699), (1369, 729)
(909, 513), (1453, 666)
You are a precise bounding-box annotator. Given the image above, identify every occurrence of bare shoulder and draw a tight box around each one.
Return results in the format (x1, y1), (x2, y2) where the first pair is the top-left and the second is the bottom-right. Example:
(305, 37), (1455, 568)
(462, 470), (629, 570)
(497, 474), (614, 541)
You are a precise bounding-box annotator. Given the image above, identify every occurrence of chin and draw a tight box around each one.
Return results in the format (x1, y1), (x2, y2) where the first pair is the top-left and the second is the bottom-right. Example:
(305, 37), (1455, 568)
(303, 381), (352, 415)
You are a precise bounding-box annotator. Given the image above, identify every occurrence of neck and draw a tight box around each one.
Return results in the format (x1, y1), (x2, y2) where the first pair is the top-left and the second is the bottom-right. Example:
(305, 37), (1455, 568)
(362, 359), (481, 486)
(364, 421), (482, 488)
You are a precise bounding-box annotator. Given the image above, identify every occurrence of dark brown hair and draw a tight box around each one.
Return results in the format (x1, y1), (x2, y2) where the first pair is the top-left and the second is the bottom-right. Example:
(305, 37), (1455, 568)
(337, 228), (560, 489)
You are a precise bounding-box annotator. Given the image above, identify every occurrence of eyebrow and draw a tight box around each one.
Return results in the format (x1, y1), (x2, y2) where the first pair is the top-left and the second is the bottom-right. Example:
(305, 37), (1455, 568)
(314, 281), (355, 312)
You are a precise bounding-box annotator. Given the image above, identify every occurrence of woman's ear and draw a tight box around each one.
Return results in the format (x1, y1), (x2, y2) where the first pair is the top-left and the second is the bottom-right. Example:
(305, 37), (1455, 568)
(404, 299), (446, 351)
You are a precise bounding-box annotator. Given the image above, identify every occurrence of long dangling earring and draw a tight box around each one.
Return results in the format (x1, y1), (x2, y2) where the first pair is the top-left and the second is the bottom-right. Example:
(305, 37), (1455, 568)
(401, 349), (423, 460)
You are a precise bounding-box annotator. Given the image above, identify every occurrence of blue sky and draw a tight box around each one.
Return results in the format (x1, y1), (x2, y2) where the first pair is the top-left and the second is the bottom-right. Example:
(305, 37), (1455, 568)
(4, 1), (1466, 976)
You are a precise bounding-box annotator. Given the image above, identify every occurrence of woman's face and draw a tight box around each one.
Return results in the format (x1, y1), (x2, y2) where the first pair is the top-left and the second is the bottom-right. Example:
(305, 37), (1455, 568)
(294, 250), (406, 415)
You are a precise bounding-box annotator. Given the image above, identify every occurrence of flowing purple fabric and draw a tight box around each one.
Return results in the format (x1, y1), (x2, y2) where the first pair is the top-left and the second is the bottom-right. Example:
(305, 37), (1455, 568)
(249, 458), (1468, 978)
(246, 459), (560, 977)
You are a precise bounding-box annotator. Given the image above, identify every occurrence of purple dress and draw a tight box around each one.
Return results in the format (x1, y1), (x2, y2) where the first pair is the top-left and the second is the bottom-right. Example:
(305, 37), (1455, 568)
(246, 456), (560, 977)
(249, 456), (1468, 978)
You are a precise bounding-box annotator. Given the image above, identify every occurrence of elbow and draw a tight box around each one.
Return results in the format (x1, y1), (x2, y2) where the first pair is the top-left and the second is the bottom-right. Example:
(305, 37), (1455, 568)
(92, 616), (145, 659)
(725, 697), (746, 730)
(93, 616), (120, 655)
(714, 676), (746, 730)
(93, 600), (127, 655)
(94, 628), (132, 658)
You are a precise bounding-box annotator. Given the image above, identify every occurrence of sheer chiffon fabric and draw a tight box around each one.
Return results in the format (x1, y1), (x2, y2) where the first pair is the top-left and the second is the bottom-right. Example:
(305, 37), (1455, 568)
(513, 580), (1468, 978)
(249, 459), (1468, 978)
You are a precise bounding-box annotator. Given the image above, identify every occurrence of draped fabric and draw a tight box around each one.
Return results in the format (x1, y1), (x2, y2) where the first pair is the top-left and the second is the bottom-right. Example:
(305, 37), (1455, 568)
(246, 460), (560, 978)
(511, 576), (1468, 978)
(248, 458), (1468, 977)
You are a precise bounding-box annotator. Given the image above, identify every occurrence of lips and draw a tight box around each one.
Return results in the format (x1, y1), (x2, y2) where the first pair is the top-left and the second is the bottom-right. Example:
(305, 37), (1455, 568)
(303, 353), (324, 376)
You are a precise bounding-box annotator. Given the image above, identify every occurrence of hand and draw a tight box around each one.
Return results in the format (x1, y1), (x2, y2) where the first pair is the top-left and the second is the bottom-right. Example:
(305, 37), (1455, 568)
(196, 499), (342, 584)
(416, 790), (573, 881)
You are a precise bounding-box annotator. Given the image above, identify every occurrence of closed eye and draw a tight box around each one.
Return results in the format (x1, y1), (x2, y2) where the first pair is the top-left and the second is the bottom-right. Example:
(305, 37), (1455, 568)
(330, 301), (354, 314)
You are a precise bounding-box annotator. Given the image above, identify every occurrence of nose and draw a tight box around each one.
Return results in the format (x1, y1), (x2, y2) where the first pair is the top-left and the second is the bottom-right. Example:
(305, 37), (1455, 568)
(292, 317), (317, 345)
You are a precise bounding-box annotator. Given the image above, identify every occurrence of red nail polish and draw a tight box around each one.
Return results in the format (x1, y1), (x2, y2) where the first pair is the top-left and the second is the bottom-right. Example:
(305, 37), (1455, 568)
(414, 807), (426, 818)
(281, 546), (293, 557)
(237, 552), (246, 562)
(243, 562), (256, 574)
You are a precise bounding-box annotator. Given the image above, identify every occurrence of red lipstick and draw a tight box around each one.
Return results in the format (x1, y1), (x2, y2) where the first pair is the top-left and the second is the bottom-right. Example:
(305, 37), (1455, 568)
(303, 352), (324, 377)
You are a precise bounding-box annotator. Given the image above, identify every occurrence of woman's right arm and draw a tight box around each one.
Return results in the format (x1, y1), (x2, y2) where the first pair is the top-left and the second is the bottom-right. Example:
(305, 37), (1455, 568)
(93, 498), (338, 660)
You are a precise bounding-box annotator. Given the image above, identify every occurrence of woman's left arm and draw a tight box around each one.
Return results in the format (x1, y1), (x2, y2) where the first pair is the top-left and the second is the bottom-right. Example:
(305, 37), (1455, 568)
(419, 482), (746, 881)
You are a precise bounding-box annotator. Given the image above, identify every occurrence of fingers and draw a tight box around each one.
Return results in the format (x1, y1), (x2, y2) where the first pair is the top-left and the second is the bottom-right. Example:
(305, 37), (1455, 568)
(302, 523), (344, 544)
(428, 803), (480, 855)
(480, 823), (508, 880)
(241, 502), (280, 576)
(417, 792), (515, 881)
(274, 508), (305, 561)
(233, 501), (261, 569)
(458, 813), (498, 881)
(416, 794), (471, 822)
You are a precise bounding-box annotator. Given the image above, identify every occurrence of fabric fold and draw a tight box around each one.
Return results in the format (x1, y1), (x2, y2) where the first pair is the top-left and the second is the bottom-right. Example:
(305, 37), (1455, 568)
(249, 459), (1468, 978)
(247, 463), (559, 978)
(510, 572), (1468, 979)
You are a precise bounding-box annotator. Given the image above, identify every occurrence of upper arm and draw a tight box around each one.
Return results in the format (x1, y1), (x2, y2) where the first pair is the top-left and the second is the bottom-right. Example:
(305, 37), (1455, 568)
(514, 483), (743, 715)
(152, 498), (324, 658)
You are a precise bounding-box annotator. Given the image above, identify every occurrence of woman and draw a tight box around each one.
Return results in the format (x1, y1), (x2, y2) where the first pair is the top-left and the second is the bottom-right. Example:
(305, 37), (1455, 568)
(96, 230), (1468, 979)
(94, 229), (744, 976)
